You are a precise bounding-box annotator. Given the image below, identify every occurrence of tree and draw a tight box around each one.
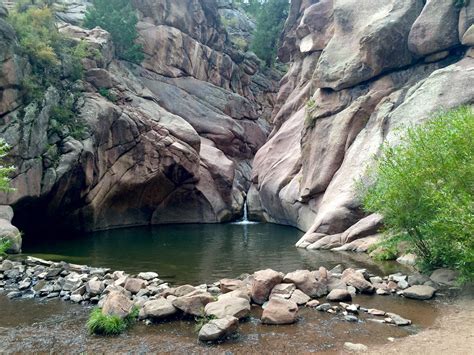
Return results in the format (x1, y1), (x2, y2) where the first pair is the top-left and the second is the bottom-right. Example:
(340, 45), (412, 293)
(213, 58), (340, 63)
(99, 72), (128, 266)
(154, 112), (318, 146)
(359, 107), (474, 283)
(84, 0), (144, 64)
(250, 0), (289, 67)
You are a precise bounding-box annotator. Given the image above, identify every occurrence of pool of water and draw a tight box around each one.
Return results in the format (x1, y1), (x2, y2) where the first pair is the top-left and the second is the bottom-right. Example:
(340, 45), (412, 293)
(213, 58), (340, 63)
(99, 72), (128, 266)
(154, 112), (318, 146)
(22, 223), (404, 285)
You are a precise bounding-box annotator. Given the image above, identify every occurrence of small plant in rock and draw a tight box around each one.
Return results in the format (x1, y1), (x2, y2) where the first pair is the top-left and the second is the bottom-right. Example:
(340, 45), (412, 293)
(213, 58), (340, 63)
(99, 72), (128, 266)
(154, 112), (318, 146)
(0, 238), (11, 256)
(87, 307), (139, 336)
(98, 88), (118, 103)
(194, 312), (216, 333)
(0, 140), (15, 192)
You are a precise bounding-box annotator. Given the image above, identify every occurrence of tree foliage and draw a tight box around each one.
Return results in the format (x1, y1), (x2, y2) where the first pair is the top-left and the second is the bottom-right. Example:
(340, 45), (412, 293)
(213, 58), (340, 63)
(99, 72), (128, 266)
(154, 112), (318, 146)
(84, 0), (144, 64)
(359, 107), (474, 282)
(250, 0), (289, 67)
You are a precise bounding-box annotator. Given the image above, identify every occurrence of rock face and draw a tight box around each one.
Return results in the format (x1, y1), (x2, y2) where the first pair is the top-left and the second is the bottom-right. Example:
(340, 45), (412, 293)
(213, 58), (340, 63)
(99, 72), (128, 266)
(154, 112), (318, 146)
(249, 0), (474, 251)
(0, 0), (279, 237)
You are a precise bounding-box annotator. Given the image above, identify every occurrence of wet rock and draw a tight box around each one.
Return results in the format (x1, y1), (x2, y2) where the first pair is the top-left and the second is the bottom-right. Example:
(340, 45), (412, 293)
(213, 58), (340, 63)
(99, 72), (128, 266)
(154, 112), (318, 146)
(376, 288), (390, 296)
(251, 269), (284, 305)
(7, 291), (21, 299)
(172, 290), (215, 316)
(306, 300), (320, 308)
(283, 270), (328, 298)
(198, 316), (239, 342)
(368, 309), (386, 316)
(327, 277), (347, 291)
(289, 289), (310, 305)
(342, 269), (374, 294)
(344, 342), (368, 353)
(205, 296), (250, 319)
(369, 276), (383, 284)
(137, 272), (158, 281)
(261, 298), (298, 325)
(329, 265), (344, 274)
(326, 289), (352, 302)
(403, 285), (436, 300)
(397, 279), (409, 289)
(102, 291), (134, 319)
(220, 278), (245, 293)
(430, 268), (459, 286)
(139, 298), (177, 320)
(388, 273), (407, 283)
(70, 294), (83, 303)
(345, 315), (359, 322)
(18, 278), (31, 290)
(124, 278), (146, 294)
(386, 312), (411, 326)
(315, 303), (332, 312)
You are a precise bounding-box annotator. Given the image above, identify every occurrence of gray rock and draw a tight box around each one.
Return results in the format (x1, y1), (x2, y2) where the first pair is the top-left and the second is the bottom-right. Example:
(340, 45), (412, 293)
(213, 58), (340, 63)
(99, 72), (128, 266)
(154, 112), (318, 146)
(386, 312), (411, 326)
(397, 253), (417, 266)
(289, 289), (310, 305)
(7, 291), (22, 299)
(408, 273), (430, 286)
(344, 342), (368, 352)
(124, 278), (146, 294)
(316, 303), (332, 312)
(70, 294), (83, 303)
(102, 291), (134, 319)
(345, 315), (359, 322)
(137, 272), (159, 281)
(430, 268), (459, 286)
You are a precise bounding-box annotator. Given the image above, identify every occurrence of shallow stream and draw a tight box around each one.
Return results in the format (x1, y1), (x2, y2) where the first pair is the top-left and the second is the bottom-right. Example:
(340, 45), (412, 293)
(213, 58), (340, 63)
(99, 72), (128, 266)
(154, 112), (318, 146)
(0, 223), (443, 352)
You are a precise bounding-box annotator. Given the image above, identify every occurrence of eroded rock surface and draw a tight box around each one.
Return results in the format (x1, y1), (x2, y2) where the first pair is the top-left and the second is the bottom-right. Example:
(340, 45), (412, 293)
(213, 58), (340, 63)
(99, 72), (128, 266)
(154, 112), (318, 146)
(249, 0), (474, 252)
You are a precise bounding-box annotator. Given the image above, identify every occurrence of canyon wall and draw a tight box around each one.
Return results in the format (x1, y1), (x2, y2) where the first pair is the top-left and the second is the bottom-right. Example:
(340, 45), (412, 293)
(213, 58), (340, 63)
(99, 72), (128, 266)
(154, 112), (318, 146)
(0, 0), (279, 236)
(249, 0), (474, 251)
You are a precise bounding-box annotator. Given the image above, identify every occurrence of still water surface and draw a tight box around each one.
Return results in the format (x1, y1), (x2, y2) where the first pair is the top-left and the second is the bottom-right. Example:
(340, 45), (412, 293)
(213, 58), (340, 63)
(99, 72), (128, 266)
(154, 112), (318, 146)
(23, 223), (403, 284)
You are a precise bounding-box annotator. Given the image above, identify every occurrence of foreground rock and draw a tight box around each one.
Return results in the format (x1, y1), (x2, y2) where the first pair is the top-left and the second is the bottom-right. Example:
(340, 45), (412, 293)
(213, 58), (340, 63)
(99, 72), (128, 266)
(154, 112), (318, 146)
(139, 298), (177, 320)
(205, 296), (251, 319)
(403, 285), (436, 300)
(198, 316), (239, 342)
(344, 342), (368, 353)
(102, 291), (134, 319)
(172, 290), (215, 316)
(261, 298), (298, 325)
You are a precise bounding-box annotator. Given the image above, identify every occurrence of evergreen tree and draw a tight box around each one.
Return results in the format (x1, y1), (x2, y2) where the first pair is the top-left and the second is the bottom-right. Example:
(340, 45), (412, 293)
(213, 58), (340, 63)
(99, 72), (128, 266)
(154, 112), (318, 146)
(250, 0), (289, 67)
(84, 0), (144, 64)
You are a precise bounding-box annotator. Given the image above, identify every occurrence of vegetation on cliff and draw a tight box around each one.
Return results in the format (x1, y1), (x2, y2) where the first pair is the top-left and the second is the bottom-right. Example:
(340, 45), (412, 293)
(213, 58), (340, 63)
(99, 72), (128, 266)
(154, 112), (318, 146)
(84, 0), (144, 64)
(360, 107), (474, 282)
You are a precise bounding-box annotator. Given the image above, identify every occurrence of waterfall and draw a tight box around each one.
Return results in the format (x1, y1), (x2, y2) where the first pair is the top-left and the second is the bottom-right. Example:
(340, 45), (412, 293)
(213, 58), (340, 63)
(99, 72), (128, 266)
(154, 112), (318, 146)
(233, 199), (258, 225)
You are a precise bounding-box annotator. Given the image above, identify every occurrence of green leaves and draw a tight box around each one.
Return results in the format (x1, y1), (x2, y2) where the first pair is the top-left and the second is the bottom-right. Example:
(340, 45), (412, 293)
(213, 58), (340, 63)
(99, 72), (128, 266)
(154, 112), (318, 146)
(360, 107), (474, 282)
(250, 0), (289, 67)
(84, 0), (144, 64)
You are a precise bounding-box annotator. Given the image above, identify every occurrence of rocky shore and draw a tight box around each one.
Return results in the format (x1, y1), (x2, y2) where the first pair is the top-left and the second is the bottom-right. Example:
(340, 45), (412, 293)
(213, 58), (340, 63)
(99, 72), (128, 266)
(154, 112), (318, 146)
(0, 256), (458, 343)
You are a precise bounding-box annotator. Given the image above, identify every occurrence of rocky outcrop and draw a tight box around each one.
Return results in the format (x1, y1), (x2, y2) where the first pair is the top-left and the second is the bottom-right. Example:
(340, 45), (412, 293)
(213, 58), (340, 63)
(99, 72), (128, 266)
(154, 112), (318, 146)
(249, 0), (474, 251)
(0, 0), (279, 236)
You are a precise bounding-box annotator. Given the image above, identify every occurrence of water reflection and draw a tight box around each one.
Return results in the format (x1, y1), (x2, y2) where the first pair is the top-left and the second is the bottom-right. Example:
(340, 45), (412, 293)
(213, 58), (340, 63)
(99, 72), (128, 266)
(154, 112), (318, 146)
(23, 223), (406, 285)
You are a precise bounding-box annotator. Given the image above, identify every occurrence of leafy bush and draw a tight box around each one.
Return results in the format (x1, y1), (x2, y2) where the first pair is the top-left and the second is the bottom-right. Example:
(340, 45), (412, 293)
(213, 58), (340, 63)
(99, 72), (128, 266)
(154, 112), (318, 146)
(98, 88), (117, 103)
(359, 107), (474, 282)
(0, 140), (15, 192)
(87, 307), (138, 336)
(84, 0), (144, 64)
(250, 0), (289, 67)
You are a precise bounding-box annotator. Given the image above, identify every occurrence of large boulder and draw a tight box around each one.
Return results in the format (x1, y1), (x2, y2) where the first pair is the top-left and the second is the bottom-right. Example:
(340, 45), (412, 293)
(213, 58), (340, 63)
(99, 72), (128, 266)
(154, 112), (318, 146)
(261, 298), (298, 325)
(0, 218), (21, 253)
(408, 0), (461, 56)
(403, 285), (437, 300)
(102, 291), (134, 319)
(204, 296), (251, 319)
(341, 269), (374, 294)
(283, 270), (328, 298)
(139, 298), (177, 320)
(430, 268), (459, 286)
(251, 269), (284, 304)
(172, 290), (215, 316)
(198, 315), (239, 342)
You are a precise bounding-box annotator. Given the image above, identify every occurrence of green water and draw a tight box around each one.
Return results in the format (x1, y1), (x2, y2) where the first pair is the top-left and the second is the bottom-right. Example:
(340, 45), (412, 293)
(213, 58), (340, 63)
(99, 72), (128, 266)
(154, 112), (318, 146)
(23, 223), (402, 285)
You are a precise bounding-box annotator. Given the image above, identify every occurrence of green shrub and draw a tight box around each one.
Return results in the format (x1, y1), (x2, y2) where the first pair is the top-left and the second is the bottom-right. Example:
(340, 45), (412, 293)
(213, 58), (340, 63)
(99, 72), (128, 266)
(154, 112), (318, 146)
(98, 88), (117, 103)
(250, 0), (289, 67)
(87, 307), (138, 336)
(359, 107), (474, 283)
(194, 313), (217, 333)
(0, 140), (15, 192)
(0, 238), (11, 256)
(84, 0), (144, 64)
